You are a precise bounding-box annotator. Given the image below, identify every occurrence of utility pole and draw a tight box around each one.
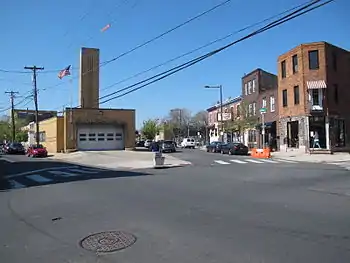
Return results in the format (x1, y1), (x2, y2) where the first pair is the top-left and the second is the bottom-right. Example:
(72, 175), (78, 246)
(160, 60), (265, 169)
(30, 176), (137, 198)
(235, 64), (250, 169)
(24, 66), (44, 146)
(5, 91), (19, 142)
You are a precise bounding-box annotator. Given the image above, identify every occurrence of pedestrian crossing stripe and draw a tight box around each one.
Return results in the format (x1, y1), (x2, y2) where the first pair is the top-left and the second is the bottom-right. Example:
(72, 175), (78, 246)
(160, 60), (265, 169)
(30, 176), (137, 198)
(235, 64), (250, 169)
(213, 159), (300, 165)
(26, 174), (52, 183)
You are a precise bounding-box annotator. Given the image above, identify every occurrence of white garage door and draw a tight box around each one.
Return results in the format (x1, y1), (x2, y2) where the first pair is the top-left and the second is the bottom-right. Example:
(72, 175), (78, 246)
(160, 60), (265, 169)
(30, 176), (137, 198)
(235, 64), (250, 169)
(77, 125), (124, 150)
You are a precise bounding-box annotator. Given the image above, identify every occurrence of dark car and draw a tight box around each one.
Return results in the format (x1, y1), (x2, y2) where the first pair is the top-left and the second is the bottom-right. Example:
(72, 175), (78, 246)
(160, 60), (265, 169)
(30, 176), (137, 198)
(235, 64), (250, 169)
(206, 141), (225, 153)
(220, 142), (249, 155)
(160, 140), (176, 153)
(136, 140), (145, 147)
(5, 142), (26, 154)
(27, 144), (48, 157)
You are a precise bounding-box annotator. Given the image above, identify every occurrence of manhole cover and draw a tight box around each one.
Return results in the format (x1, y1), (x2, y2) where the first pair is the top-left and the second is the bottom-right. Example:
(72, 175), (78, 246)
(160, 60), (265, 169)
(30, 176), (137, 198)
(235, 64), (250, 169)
(79, 231), (136, 253)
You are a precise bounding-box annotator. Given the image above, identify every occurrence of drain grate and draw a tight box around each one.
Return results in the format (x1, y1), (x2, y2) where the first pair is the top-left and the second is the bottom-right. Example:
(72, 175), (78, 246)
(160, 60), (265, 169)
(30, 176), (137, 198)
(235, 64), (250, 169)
(79, 231), (136, 253)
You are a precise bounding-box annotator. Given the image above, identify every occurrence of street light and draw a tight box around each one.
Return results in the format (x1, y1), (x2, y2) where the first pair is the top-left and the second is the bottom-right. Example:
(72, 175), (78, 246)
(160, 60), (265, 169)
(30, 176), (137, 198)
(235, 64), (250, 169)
(204, 85), (224, 142)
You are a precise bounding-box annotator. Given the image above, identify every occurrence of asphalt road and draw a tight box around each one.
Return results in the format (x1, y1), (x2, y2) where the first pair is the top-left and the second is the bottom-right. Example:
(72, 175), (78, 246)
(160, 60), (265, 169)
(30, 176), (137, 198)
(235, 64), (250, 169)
(1, 150), (350, 262)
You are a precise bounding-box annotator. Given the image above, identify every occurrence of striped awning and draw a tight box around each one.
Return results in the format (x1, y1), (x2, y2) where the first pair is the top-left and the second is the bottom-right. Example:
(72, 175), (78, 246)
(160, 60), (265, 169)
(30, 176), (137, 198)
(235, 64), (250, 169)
(306, 80), (327, 89)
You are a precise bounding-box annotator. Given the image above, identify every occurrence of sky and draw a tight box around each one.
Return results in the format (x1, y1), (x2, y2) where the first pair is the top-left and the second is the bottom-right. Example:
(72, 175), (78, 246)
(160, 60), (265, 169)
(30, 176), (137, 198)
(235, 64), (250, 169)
(0, 0), (349, 129)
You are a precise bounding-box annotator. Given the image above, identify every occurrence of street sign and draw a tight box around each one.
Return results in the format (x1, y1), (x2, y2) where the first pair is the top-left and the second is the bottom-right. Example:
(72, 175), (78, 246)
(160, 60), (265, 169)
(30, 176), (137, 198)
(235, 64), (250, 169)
(260, 107), (267, 114)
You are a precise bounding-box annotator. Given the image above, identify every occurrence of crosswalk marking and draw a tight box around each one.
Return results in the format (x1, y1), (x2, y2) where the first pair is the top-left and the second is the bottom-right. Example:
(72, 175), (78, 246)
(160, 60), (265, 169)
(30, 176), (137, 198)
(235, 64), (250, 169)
(26, 174), (52, 183)
(68, 168), (99, 174)
(276, 159), (297, 163)
(9, 180), (25, 189)
(259, 159), (278, 163)
(245, 159), (264, 164)
(47, 170), (79, 177)
(214, 160), (230, 165)
(230, 160), (248, 164)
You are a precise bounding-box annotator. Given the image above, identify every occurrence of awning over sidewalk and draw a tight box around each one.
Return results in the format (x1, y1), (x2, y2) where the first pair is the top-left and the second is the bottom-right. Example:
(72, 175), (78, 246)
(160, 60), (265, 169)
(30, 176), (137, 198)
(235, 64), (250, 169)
(307, 80), (327, 89)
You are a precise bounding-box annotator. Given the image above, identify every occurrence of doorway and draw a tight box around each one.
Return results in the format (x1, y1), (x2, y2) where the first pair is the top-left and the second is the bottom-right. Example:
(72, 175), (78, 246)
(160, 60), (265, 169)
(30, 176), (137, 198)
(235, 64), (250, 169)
(287, 121), (299, 148)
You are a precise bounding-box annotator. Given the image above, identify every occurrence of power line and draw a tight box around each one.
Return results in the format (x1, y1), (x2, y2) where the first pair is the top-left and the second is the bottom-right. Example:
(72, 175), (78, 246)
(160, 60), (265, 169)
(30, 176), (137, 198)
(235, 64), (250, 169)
(39, 0), (233, 92)
(96, 0), (333, 106)
(99, 0), (314, 95)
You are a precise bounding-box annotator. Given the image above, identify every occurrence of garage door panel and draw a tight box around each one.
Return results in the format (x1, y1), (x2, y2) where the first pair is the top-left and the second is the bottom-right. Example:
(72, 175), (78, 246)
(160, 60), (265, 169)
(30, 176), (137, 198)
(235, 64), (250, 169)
(77, 125), (124, 150)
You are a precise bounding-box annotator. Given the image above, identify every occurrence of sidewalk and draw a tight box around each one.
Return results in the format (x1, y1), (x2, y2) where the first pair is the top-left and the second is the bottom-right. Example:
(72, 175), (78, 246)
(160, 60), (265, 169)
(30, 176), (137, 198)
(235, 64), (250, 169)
(271, 151), (350, 163)
(48, 150), (191, 170)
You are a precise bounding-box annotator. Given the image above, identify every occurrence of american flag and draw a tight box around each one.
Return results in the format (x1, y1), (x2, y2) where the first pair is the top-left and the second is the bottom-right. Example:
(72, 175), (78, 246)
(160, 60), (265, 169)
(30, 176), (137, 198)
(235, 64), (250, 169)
(58, 65), (71, 79)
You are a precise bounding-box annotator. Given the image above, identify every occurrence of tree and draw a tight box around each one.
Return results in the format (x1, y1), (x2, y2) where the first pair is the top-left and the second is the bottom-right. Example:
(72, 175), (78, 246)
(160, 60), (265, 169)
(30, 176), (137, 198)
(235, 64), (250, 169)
(166, 108), (192, 137)
(0, 121), (11, 141)
(226, 101), (259, 140)
(141, 119), (160, 140)
(191, 110), (208, 128)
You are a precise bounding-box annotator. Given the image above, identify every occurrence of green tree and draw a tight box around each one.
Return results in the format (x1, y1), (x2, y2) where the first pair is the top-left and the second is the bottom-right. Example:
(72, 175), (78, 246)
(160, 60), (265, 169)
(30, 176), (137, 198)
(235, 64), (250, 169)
(15, 131), (28, 142)
(226, 101), (259, 138)
(0, 121), (11, 141)
(141, 119), (160, 140)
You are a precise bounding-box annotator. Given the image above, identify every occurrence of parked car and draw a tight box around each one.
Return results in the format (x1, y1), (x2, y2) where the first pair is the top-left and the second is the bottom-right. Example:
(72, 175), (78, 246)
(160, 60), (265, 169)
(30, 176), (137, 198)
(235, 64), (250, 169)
(136, 140), (145, 147)
(27, 144), (48, 157)
(181, 138), (196, 149)
(220, 142), (249, 155)
(4, 142), (26, 154)
(144, 139), (153, 148)
(206, 141), (225, 153)
(160, 140), (176, 153)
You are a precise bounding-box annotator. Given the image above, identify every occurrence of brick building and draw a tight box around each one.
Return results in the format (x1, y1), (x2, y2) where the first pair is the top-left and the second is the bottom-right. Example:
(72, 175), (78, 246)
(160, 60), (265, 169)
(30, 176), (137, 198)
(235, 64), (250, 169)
(207, 96), (241, 143)
(277, 42), (350, 152)
(241, 68), (278, 149)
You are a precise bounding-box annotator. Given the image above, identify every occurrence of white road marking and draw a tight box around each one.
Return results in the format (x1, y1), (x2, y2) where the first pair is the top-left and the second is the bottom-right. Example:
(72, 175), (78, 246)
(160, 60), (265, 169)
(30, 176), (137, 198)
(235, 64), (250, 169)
(68, 168), (99, 174)
(245, 159), (264, 164)
(9, 180), (25, 189)
(26, 174), (52, 183)
(259, 159), (279, 163)
(1, 157), (16, 163)
(276, 159), (297, 163)
(230, 159), (248, 164)
(214, 160), (230, 165)
(5, 166), (79, 179)
(47, 170), (79, 177)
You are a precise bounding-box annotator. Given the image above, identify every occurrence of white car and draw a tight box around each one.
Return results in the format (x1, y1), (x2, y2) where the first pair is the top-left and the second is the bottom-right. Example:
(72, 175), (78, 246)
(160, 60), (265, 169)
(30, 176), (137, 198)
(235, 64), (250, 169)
(144, 139), (153, 148)
(181, 138), (196, 149)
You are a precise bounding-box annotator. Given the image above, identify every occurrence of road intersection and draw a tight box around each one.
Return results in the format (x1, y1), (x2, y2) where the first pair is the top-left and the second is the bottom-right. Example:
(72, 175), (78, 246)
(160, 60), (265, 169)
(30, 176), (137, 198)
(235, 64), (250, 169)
(1, 149), (350, 262)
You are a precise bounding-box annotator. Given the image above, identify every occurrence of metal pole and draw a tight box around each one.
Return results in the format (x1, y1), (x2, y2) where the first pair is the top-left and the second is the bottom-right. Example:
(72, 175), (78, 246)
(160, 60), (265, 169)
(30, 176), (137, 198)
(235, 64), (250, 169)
(261, 112), (265, 148)
(219, 85), (224, 142)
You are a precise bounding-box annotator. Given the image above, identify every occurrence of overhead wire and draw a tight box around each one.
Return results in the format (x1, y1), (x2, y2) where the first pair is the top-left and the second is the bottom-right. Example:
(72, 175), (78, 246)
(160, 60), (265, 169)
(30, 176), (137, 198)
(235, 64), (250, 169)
(95, 0), (333, 106)
(39, 0), (233, 92)
(98, 0), (316, 95)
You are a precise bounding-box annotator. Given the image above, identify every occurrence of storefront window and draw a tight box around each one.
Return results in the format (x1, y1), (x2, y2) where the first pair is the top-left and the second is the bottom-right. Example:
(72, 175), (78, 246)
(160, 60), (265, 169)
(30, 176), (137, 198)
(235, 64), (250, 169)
(334, 119), (346, 147)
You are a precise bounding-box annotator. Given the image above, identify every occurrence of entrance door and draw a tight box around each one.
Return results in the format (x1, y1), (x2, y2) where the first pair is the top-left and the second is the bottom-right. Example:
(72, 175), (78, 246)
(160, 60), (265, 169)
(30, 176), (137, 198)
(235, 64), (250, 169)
(287, 121), (299, 148)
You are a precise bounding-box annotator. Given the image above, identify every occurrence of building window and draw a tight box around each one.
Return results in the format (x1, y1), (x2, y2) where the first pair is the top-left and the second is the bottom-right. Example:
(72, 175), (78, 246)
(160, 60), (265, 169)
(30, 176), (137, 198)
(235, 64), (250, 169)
(292, 55), (298, 73)
(312, 89), (320, 106)
(252, 79), (256, 93)
(334, 84), (338, 104)
(282, 89), (288, 107)
(236, 105), (241, 117)
(244, 83), (248, 95)
(248, 104), (252, 116)
(293, 85), (300, 105)
(248, 81), (252, 94)
(262, 97), (267, 108)
(248, 130), (257, 143)
(252, 102), (256, 116)
(332, 52), (337, 71)
(308, 50), (319, 70)
(281, 60), (286, 78)
(116, 133), (123, 141)
(270, 96), (275, 112)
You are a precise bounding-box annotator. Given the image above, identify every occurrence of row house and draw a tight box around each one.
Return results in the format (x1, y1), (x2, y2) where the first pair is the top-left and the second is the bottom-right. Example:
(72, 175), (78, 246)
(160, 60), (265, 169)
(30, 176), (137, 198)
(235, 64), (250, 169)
(277, 42), (350, 152)
(241, 69), (278, 150)
(207, 96), (241, 143)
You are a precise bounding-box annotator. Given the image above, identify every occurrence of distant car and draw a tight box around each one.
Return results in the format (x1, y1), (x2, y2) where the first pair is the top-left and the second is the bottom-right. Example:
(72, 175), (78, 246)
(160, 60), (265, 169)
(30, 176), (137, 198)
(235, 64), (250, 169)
(220, 142), (249, 155)
(160, 140), (176, 153)
(136, 140), (145, 147)
(206, 141), (225, 153)
(27, 144), (48, 157)
(144, 139), (153, 148)
(4, 142), (26, 154)
(181, 138), (196, 149)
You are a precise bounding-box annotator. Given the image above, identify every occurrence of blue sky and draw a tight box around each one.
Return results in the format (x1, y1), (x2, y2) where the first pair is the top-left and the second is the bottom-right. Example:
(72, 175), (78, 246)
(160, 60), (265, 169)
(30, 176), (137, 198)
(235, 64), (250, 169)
(0, 0), (349, 128)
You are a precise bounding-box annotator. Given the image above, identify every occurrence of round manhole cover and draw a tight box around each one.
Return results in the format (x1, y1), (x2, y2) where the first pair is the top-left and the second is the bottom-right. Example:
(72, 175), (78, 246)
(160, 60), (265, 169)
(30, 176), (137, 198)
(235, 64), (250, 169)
(79, 231), (136, 253)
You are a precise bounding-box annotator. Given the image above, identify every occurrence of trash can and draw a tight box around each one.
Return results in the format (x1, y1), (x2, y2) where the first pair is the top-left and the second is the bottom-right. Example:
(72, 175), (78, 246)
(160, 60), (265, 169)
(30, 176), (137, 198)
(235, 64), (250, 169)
(154, 152), (165, 167)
